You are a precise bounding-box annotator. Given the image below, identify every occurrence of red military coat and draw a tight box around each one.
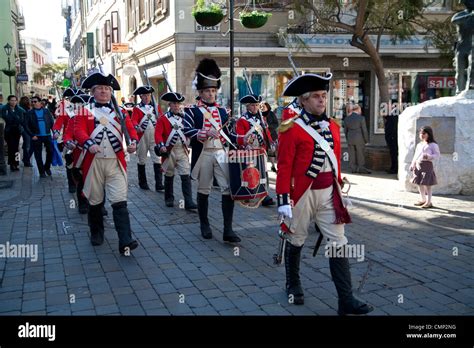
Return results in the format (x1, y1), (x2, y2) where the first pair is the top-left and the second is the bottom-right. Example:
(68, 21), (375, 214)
(74, 105), (138, 180)
(276, 118), (342, 206)
(62, 116), (84, 167)
(155, 112), (181, 150)
(131, 103), (162, 141)
(53, 100), (73, 137)
(235, 113), (273, 150)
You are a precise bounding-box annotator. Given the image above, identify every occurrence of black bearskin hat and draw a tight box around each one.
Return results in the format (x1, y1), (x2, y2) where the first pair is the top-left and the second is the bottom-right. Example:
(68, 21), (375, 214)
(193, 58), (221, 90)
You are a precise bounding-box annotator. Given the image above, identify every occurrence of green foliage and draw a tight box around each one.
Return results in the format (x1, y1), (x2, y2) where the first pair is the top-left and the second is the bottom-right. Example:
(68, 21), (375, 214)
(240, 10), (272, 19)
(1, 69), (16, 77)
(192, 0), (223, 16)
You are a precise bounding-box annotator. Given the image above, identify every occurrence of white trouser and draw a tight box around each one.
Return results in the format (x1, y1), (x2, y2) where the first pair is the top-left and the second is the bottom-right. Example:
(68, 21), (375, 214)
(164, 144), (190, 177)
(137, 126), (160, 165)
(83, 158), (127, 205)
(196, 150), (230, 195)
(289, 185), (348, 248)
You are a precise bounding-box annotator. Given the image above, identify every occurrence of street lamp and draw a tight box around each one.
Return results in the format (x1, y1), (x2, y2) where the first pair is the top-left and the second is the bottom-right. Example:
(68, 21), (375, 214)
(4, 43), (13, 94)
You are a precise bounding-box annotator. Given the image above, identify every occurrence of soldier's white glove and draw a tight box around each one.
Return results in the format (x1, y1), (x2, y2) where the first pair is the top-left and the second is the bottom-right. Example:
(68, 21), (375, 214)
(278, 204), (292, 219)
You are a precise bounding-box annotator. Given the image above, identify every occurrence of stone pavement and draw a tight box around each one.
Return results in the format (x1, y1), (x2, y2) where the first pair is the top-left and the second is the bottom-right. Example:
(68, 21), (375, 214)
(0, 155), (472, 316)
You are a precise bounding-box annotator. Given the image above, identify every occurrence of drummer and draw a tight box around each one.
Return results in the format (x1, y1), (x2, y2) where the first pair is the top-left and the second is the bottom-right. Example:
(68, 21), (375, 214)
(236, 94), (276, 206)
(183, 58), (252, 242)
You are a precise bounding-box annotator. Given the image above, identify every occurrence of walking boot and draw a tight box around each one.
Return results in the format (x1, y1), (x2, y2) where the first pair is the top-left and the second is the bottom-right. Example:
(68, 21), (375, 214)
(222, 195), (241, 243)
(197, 193), (212, 239)
(329, 248), (374, 315)
(88, 204), (104, 246)
(164, 175), (174, 207)
(137, 164), (150, 190)
(66, 168), (76, 193)
(154, 163), (165, 191)
(285, 242), (304, 305)
(111, 201), (139, 254)
(181, 175), (197, 210)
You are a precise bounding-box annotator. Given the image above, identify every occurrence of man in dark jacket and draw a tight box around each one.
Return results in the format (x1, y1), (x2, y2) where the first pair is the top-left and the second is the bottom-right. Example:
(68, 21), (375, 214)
(0, 95), (25, 171)
(24, 95), (54, 178)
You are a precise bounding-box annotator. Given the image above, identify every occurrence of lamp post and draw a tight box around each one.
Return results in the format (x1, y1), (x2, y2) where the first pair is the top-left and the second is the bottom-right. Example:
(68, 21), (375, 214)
(4, 43), (13, 94)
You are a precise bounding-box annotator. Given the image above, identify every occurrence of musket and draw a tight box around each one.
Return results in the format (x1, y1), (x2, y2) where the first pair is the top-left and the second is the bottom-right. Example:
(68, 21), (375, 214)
(273, 216), (292, 265)
(242, 68), (272, 150)
(142, 55), (161, 118)
(95, 51), (131, 146)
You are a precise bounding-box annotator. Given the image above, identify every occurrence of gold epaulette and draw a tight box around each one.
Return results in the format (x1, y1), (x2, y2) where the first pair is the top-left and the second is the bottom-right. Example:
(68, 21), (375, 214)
(278, 115), (299, 133)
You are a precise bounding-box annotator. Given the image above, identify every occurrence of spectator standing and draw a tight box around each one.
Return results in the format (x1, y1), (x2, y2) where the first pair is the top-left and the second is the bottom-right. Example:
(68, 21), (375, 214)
(1, 95), (25, 171)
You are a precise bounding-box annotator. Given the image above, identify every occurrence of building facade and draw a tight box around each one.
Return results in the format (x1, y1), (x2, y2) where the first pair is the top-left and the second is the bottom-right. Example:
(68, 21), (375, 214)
(23, 37), (53, 97)
(0, 0), (27, 97)
(63, 0), (457, 148)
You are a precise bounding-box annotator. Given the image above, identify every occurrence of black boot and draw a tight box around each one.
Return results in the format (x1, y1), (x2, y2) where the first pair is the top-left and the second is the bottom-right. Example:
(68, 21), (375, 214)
(111, 201), (138, 254)
(285, 242), (304, 305)
(137, 164), (150, 190)
(78, 192), (89, 214)
(66, 168), (76, 193)
(222, 195), (240, 243)
(154, 163), (164, 191)
(181, 175), (197, 210)
(329, 251), (374, 315)
(261, 195), (275, 206)
(164, 175), (174, 207)
(197, 193), (212, 239)
(88, 204), (104, 246)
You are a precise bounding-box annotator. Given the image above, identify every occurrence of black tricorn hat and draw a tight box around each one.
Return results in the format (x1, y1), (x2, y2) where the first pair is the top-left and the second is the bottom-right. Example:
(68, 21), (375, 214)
(81, 72), (120, 90)
(161, 92), (185, 103)
(133, 85), (155, 96)
(239, 94), (262, 104)
(70, 94), (92, 104)
(63, 88), (84, 98)
(193, 58), (221, 90)
(123, 102), (135, 108)
(283, 73), (333, 97)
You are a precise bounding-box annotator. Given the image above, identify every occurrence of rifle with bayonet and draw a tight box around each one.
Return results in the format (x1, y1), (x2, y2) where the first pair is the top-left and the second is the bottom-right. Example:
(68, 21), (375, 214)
(95, 51), (131, 146)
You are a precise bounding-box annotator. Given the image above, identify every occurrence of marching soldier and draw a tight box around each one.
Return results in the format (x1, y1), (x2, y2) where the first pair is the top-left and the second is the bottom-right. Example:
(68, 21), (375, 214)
(183, 58), (250, 242)
(53, 88), (84, 193)
(131, 85), (164, 191)
(74, 72), (139, 254)
(236, 94), (275, 206)
(155, 92), (197, 210)
(63, 94), (92, 214)
(276, 73), (373, 315)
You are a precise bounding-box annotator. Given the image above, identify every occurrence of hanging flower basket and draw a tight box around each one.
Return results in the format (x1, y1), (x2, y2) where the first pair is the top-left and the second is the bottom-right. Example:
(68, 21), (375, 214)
(192, 0), (224, 27)
(194, 11), (224, 26)
(240, 10), (271, 29)
(1, 69), (16, 77)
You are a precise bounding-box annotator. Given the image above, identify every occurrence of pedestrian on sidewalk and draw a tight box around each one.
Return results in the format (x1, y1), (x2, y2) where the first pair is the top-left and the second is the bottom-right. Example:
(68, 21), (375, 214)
(1, 95), (25, 172)
(343, 104), (371, 174)
(410, 126), (440, 209)
(19, 96), (33, 167)
(24, 95), (54, 178)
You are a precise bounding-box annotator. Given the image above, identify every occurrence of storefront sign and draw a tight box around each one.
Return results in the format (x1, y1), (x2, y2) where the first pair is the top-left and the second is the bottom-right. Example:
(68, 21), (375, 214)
(427, 76), (455, 89)
(196, 23), (220, 32)
(111, 43), (130, 53)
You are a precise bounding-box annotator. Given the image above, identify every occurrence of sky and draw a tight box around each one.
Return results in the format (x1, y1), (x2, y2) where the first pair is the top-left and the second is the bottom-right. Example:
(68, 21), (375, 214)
(19, 0), (69, 62)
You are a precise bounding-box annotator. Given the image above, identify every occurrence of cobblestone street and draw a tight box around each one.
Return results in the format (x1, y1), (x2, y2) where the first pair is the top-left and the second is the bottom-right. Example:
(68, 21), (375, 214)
(0, 156), (473, 316)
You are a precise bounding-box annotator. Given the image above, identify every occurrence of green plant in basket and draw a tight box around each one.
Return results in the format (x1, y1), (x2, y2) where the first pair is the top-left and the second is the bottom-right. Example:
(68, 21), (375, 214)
(240, 10), (272, 29)
(192, 0), (224, 27)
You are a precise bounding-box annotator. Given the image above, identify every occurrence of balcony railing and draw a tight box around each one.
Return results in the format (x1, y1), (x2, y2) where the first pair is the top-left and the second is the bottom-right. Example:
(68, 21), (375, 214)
(17, 14), (25, 30)
(18, 40), (27, 59)
(63, 36), (71, 51)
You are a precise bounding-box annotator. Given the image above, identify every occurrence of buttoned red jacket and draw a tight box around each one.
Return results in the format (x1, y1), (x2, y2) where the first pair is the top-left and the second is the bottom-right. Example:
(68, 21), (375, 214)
(235, 114), (273, 150)
(131, 104), (162, 141)
(276, 119), (342, 206)
(155, 112), (182, 150)
(53, 100), (72, 135)
(74, 106), (138, 179)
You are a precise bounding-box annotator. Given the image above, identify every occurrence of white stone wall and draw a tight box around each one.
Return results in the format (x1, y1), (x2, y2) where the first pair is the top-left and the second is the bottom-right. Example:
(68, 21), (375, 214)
(398, 90), (474, 195)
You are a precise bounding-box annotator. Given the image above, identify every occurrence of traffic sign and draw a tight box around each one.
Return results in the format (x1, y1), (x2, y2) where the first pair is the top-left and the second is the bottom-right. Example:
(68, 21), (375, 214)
(16, 74), (28, 82)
